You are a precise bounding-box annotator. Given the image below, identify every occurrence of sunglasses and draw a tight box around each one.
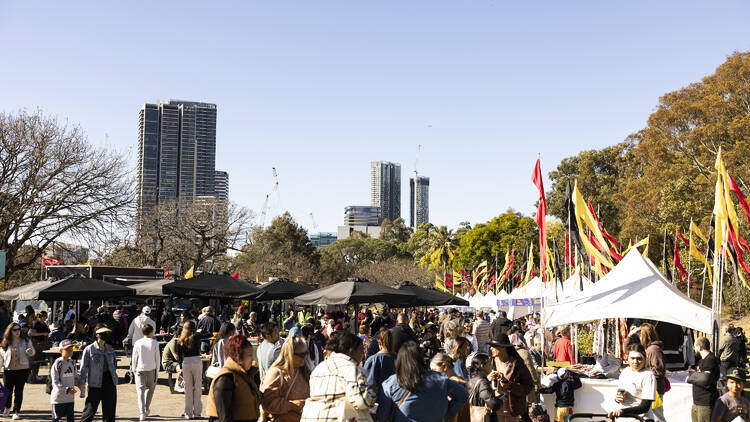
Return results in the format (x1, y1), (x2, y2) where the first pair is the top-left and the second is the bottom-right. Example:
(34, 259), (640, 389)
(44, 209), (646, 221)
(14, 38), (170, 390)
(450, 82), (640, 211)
(11, 328), (20, 332)
(294, 351), (308, 358)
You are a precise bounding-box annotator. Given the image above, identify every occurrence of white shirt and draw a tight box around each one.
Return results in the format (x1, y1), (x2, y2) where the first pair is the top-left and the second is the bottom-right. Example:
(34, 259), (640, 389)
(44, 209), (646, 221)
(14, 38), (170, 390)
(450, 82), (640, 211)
(131, 337), (160, 373)
(615, 367), (656, 409)
(126, 314), (156, 343)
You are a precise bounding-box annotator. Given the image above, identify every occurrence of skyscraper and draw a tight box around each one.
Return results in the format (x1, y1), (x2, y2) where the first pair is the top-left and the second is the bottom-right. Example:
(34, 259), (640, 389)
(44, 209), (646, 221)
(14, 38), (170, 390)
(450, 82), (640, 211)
(410, 176), (429, 228)
(370, 161), (401, 222)
(214, 170), (229, 201)
(137, 99), (219, 216)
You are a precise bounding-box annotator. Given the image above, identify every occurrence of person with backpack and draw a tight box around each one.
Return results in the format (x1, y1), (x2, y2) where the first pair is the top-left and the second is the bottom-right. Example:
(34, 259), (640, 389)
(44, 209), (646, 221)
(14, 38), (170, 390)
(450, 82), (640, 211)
(49, 340), (81, 422)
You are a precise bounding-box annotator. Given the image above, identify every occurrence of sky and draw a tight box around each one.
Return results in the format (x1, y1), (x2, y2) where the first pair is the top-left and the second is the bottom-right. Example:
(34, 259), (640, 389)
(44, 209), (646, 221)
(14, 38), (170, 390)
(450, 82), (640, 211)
(1, 1), (749, 234)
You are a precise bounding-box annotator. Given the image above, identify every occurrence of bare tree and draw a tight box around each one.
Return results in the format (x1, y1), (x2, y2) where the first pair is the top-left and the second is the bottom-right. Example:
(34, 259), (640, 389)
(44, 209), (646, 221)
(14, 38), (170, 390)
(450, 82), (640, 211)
(0, 109), (134, 283)
(170, 199), (254, 272)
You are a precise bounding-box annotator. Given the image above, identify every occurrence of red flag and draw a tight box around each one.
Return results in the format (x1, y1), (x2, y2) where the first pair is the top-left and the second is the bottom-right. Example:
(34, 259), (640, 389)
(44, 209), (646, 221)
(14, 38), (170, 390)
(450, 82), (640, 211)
(673, 233), (696, 290)
(499, 251), (514, 285)
(230, 272), (240, 279)
(587, 200), (621, 252)
(444, 272), (454, 289)
(42, 255), (63, 268)
(727, 171), (750, 225)
(564, 236), (575, 268)
(532, 158), (547, 281)
(727, 227), (750, 276)
(675, 228), (690, 246)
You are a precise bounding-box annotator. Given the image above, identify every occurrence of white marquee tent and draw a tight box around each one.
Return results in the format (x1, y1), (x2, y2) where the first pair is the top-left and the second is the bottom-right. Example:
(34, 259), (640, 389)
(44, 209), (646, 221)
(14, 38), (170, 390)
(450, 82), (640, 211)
(542, 248), (714, 333)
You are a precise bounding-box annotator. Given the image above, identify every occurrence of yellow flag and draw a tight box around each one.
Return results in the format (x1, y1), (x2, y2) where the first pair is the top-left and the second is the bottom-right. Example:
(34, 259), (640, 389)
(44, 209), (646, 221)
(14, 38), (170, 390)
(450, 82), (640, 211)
(574, 182), (615, 268)
(691, 221), (707, 243)
(83, 260), (90, 266)
(689, 231), (712, 283)
(623, 237), (649, 255)
(184, 266), (194, 279)
(435, 277), (449, 292)
(524, 244), (534, 282)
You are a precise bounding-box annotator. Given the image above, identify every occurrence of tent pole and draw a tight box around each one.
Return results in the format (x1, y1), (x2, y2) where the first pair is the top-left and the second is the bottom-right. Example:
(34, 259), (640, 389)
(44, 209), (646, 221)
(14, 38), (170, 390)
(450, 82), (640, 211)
(687, 222), (692, 297)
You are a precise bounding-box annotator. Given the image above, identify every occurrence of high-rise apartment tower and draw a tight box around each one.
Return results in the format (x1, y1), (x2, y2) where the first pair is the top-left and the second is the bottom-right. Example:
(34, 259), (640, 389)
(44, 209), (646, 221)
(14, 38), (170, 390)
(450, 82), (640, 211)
(370, 161), (401, 222)
(410, 176), (429, 228)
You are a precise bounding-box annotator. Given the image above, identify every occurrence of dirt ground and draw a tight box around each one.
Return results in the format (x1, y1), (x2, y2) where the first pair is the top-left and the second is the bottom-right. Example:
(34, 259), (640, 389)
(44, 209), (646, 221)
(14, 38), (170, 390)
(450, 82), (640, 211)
(16, 354), (206, 421)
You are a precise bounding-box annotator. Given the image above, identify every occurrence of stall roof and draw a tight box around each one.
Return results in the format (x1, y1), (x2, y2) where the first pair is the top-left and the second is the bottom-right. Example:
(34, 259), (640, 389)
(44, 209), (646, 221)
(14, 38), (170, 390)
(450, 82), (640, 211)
(543, 248), (713, 333)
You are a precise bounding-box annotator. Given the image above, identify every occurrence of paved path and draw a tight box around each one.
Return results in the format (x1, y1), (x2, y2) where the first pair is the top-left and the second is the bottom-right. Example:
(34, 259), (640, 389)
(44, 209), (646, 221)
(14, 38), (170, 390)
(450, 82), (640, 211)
(17, 355), (207, 421)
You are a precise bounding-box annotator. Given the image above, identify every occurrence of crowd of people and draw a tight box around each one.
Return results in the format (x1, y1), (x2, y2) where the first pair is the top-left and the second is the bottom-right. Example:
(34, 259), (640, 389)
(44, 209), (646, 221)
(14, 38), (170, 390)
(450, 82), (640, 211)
(0, 302), (747, 421)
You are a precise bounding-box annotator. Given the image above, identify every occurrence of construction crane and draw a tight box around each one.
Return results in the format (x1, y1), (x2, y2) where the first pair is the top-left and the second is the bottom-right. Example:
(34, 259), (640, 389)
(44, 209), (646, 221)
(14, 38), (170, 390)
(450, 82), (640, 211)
(309, 212), (319, 232)
(258, 168), (279, 228)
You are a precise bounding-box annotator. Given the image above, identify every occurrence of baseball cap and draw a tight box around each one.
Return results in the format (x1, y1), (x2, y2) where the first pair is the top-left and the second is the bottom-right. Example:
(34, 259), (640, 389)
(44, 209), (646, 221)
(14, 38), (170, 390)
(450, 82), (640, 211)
(95, 327), (112, 334)
(59, 339), (74, 350)
(142, 306), (151, 314)
(726, 367), (746, 382)
(557, 368), (568, 379)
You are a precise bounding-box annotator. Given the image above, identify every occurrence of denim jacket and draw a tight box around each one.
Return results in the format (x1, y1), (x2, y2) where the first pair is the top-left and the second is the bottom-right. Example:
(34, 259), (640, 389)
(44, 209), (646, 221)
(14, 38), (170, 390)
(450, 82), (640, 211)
(376, 370), (469, 422)
(80, 341), (118, 388)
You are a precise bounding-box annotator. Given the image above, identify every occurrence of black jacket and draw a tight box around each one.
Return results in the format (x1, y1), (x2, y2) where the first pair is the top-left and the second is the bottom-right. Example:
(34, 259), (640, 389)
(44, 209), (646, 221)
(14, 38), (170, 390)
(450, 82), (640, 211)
(469, 376), (503, 416)
(390, 323), (418, 354)
(539, 375), (582, 408)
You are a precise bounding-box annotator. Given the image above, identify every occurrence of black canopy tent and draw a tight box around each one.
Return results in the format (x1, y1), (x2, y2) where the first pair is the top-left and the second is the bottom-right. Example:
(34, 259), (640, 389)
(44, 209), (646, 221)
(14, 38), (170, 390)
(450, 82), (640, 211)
(293, 277), (416, 306)
(37, 276), (136, 300)
(162, 273), (263, 299)
(392, 281), (470, 306)
(254, 277), (316, 301)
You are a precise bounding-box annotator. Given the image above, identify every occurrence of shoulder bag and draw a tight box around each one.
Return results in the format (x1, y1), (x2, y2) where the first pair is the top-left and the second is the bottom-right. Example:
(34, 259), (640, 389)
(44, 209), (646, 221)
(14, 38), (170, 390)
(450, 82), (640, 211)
(469, 380), (491, 422)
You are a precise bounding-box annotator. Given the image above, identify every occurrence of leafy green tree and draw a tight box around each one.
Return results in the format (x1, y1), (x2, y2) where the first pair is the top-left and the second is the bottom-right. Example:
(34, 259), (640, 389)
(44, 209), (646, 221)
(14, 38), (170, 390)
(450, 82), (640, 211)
(405, 222), (435, 262)
(232, 212), (319, 282)
(420, 226), (455, 273)
(319, 237), (407, 285)
(453, 210), (538, 270)
(379, 218), (413, 243)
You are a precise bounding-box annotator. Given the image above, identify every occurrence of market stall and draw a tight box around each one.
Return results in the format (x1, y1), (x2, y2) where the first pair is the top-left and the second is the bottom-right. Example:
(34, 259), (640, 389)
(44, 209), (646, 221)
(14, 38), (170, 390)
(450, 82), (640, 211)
(540, 371), (692, 420)
(539, 249), (714, 418)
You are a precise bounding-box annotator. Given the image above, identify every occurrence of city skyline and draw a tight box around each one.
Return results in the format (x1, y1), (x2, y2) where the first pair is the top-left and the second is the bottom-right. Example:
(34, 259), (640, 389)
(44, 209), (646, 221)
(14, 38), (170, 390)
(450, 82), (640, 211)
(2, 2), (750, 233)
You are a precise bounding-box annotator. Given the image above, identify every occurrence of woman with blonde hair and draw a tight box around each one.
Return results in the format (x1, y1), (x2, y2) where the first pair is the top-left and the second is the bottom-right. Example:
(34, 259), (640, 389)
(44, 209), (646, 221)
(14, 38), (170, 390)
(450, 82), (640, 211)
(177, 320), (203, 419)
(260, 335), (311, 422)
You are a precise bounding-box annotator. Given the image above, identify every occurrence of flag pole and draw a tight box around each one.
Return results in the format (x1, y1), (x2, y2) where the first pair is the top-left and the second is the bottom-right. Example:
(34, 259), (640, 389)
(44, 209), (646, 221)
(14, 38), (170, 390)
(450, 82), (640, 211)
(685, 221), (693, 297)
(701, 218), (714, 305)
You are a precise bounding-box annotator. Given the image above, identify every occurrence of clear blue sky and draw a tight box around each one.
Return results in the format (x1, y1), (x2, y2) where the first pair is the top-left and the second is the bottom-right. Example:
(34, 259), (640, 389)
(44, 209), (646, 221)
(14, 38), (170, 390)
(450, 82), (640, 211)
(2, 2), (749, 233)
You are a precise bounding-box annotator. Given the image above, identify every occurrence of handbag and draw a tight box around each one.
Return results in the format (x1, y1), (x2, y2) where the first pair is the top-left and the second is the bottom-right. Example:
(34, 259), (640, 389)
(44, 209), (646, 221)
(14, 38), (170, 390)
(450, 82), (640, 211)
(468, 380), (491, 422)
(336, 397), (373, 422)
(205, 363), (221, 379)
(0, 381), (7, 409)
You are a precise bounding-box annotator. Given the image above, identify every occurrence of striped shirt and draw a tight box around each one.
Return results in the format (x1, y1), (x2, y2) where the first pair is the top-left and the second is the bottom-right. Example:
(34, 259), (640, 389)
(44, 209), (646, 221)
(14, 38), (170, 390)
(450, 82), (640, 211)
(473, 319), (491, 346)
(300, 352), (375, 422)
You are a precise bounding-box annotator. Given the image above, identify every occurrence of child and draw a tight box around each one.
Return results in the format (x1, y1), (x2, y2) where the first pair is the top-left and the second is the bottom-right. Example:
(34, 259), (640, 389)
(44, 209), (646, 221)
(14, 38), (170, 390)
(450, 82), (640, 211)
(539, 368), (582, 422)
(711, 367), (750, 422)
(50, 340), (80, 422)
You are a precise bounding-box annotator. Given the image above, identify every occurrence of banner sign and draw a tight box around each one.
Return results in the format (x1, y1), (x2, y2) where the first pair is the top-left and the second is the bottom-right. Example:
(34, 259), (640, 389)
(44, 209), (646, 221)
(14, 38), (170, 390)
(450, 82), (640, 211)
(498, 298), (544, 307)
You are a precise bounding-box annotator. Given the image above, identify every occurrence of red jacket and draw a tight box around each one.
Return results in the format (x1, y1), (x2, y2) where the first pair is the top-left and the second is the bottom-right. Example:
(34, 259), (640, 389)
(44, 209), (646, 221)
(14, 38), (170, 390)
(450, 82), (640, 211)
(552, 336), (576, 364)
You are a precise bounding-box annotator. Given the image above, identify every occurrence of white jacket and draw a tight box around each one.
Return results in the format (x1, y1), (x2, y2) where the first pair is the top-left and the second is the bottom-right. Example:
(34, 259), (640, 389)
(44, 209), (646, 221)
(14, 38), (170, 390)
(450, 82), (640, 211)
(0, 338), (35, 369)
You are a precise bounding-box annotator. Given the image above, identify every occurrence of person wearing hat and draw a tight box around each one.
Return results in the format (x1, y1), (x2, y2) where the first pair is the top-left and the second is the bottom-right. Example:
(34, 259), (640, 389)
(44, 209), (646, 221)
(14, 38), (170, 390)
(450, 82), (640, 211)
(80, 326), (118, 422)
(711, 367), (750, 422)
(487, 332), (534, 421)
(50, 340), (81, 422)
(539, 368), (582, 422)
(124, 306), (156, 348)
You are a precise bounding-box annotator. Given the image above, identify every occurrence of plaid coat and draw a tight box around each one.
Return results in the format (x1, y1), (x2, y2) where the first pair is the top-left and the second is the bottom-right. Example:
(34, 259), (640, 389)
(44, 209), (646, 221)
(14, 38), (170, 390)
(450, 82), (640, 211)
(300, 352), (376, 422)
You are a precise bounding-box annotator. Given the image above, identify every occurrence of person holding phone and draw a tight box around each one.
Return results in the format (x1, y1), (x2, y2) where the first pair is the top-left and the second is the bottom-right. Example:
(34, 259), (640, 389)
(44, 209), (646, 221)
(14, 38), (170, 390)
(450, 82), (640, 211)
(468, 352), (505, 422)
(487, 333), (534, 421)
(608, 343), (655, 419)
